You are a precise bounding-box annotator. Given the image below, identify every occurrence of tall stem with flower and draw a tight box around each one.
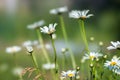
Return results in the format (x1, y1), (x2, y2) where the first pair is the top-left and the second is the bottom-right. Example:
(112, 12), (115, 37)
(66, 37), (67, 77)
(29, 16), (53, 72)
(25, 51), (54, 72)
(26, 46), (42, 80)
(27, 20), (50, 63)
(50, 6), (76, 69)
(40, 23), (58, 79)
(69, 10), (93, 53)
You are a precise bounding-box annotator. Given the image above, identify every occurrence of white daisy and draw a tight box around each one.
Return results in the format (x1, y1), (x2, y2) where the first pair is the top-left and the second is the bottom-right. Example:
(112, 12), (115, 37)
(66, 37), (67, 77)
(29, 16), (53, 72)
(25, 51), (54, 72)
(107, 41), (120, 50)
(6, 46), (21, 54)
(26, 46), (33, 53)
(69, 10), (93, 19)
(40, 23), (57, 34)
(66, 70), (76, 78)
(42, 63), (55, 70)
(50, 6), (68, 15)
(104, 56), (120, 70)
(83, 52), (103, 61)
(27, 20), (45, 29)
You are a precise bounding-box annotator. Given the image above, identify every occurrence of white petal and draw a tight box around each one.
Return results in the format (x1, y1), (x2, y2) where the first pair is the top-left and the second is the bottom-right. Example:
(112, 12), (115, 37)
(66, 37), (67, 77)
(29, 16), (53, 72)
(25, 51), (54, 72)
(107, 46), (116, 50)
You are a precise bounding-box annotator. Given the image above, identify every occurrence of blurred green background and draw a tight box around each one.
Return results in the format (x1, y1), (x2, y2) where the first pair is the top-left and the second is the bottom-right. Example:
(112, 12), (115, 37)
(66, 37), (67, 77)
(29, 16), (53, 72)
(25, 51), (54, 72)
(0, 0), (120, 80)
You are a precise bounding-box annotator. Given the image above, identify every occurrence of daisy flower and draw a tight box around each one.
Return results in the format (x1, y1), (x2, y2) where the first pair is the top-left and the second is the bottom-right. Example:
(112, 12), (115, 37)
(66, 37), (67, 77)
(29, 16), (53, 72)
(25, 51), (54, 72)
(50, 6), (68, 15)
(61, 70), (76, 78)
(107, 41), (120, 50)
(26, 46), (33, 54)
(6, 46), (21, 54)
(27, 20), (45, 30)
(104, 56), (120, 70)
(40, 23), (57, 35)
(83, 52), (103, 61)
(66, 70), (76, 78)
(69, 10), (93, 19)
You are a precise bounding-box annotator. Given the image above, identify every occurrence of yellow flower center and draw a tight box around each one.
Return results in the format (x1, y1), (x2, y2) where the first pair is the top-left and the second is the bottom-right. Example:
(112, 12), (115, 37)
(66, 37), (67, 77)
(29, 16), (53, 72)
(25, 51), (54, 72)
(90, 56), (95, 60)
(68, 73), (74, 77)
(81, 16), (87, 19)
(110, 61), (116, 66)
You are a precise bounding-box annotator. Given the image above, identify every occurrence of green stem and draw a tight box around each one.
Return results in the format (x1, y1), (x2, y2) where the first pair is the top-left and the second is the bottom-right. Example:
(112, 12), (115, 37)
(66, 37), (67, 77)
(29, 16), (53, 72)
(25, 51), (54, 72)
(50, 35), (58, 80)
(36, 29), (50, 63)
(59, 15), (76, 69)
(31, 53), (41, 80)
(70, 77), (72, 80)
(78, 19), (89, 53)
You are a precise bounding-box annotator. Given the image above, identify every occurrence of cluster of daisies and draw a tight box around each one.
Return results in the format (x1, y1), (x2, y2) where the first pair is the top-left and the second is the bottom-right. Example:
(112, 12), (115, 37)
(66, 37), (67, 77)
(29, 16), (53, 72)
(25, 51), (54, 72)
(5, 6), (120, 79)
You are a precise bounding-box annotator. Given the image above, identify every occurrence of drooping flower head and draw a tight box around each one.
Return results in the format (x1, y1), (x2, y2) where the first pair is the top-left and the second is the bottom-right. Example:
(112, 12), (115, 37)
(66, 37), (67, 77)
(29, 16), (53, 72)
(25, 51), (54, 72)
(40, 23), (57, 35)
(6, 46), (21, 54)
(104, 56), (120, 70)
(69, 10), (93, 19)
(107, 41), (120, 50)
(26, 46), (33, 54)
(50, 6), (68, 15)
(27, 20), (45, 30)
(82, 52), (103, 61)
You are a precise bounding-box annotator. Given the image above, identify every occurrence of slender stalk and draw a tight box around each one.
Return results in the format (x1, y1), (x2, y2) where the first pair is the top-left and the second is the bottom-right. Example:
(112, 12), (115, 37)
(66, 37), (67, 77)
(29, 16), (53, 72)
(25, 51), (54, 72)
(36, 29), (50, 63)
(78, 19), (89, 53)
(31, 52), (42, 80)
(50, 34), (58, 80)
(59, 15), (76, 69)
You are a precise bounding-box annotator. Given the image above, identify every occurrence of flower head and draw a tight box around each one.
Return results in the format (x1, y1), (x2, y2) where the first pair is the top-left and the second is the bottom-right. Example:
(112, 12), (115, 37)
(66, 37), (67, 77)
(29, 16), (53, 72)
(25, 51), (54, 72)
(82, 52), (103, 61)
(61, 70), (76, 79)
(27, 20), (45, 30)
(26, 46), (33, 54)
(40, 23), (57, 34)
(6, 46), (21, 54)
(107, 41), (120, 50)
(69, 10), (93, 19)
(66, 70), (76, 78)
(50, 6), (68, 15)
(104, 56), (120, 70)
